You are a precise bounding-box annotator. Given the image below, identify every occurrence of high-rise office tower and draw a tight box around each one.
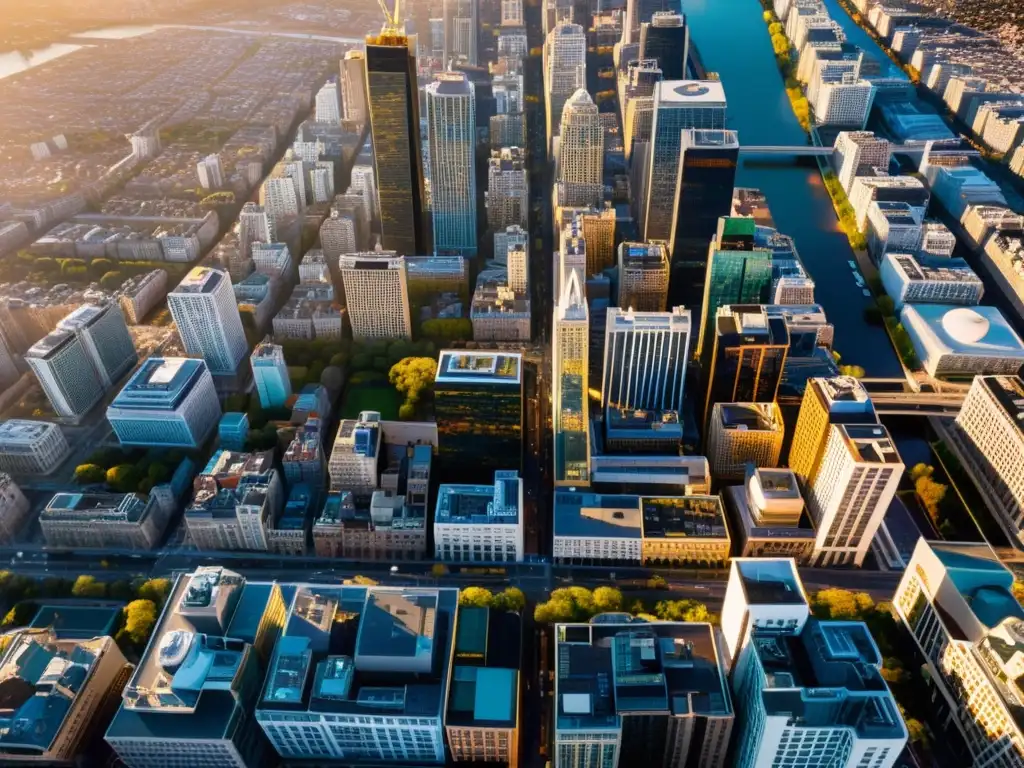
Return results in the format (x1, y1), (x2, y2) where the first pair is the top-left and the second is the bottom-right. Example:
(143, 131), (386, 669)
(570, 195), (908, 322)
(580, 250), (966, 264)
(167, 267), (248, 374)
(601, 306), (690, 417)
(315, 80), (341, 124)
(196, 154), (224, 190)
(350, 164), (380, 224)
(666, 130), (740, 311)
(833, 130), (890, 193)
(250, 342), (292, 409)
(894, 540), (1024, 768)
(426, 72), (477, 257)
(621, 0), (680, 45)
(543, 23), (586, 156)
(25, 330), (105, 419)
(57, 304), (136, 389)
(319, 209), (359, 261)
(698, 217), (772, 354)
(341, 50), (368, 125)
(639, 12), (688, 80)
(434, 350), (524, 476)
(366, 27), (427, 256)
(622, 60), (662, 163)
(557, 216), (587, 295)
(494, 224), (528, 267)
(239, 202), (273, 256)
(951, 375), (1024, 544)
(579, 205), (615, 275)
(724, 559), (908, 768)
(260, 175), (302, 226)
(443, 0), (477, 64)
(707, 402), (784, 480)
(507, 243), (528, 293)
(555, 89), (603, 209)
(704, 305), (789, 427)
(338, 250), (412, 341)
(805, 422), (902, 566)
(276, 155), (309, 208)
(553, 270), (590, 486)
(309, 163), (334, 203)
(618, 241), (670, 311)
(486, 147), (529, 232)
(789, 376), (876, 485)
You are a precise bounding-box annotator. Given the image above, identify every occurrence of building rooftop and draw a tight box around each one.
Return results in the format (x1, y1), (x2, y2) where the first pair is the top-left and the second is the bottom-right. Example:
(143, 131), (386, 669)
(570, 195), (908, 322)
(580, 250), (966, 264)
(640, 496), (729, 541)
(28, 605), (121, 640)
(977, 376), (1024, 441)
(903, 303), (1024, 357)
(447, 607), (521, 729)
(435, 471), (521, 526)
(751, 619), (905, 741)
(111, 358), (207, 411)
(0, 631), (114, 754)
(435, 351), (522, 385)
(734, 559), (807, 606)
(716, 403), (781, 431)
(42, 492), (153, 525)
(554, 491), (643, 540)
(656, 79), (727, 105)
(887, 252), (981, 284)
(172, 267), (226, 295)
(836, 424), (903, 464)
(0, 420), (62, 445)
(555, 621), (731, 733)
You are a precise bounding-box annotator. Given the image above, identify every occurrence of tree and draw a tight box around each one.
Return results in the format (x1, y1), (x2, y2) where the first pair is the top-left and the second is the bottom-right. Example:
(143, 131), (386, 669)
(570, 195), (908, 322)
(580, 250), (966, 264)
(880, 656), (908, 684)
(592, 586), (623, 613)
(915, 474), (948, 523)
(909, 463), (933, 482)
(771, 33), (789, 56)
(390, 357), (438, 400)
(654, 599), (711, 623)
(348, 575), (377, 585)
(431, 564), (449, 577)
(106, 465), (141, 493)
(876, 295), (895, 317)
(147, 463), (170, 484)
(72, 575), (106, 598)
(74, 464), (106, 484)
(421, 318), (472, 341)
(136, 578), (171, 607)
(812, 589), (874, 620)
(459, 587), (494, 608)
(838, 364), (866, 378)
(762, 10), (774, 22)
(351, 352), (372, 371)
(119, 599), (157, 646)
(1, 602), (36, 628)
(905, 717), (927, 745)
(397, 402), (415, 420)
(1012, 581), (1024, 605)
(768, 21), (783, 35)
(100, 270), (123, 290)
(493, 587), (526, 612)
(646, 575), (667, 590)
(108, 580), (136, 601)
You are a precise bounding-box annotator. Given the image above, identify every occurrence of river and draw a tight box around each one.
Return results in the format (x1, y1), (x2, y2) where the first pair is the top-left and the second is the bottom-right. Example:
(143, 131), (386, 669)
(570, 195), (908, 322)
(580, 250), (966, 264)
(684, 0), (904, 377)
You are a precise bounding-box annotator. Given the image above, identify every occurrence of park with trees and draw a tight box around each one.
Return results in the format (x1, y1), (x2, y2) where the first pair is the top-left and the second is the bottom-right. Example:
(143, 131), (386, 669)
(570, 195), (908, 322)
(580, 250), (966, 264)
(74, 446), (190, 495)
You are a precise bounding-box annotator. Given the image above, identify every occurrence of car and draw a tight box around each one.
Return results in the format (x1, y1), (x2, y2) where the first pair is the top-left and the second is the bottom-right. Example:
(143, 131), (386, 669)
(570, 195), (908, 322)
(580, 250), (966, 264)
(863, 288), (872, 296)
(848, 260), (857, 269)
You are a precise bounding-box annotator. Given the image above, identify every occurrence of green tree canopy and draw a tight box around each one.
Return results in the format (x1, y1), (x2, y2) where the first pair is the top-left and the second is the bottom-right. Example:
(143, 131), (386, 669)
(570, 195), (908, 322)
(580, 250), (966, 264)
(592, 586), (623, 613)
(389, 357), (439, 400)
(654, 599), (711, 623)
(106, 465), (141, 493)
(811, 588), (874, 620)
(74, 464), (106, 484)
(136, 578), (172, 606)
(458, 587), (494, 608)
(494, 587), (526, 613)
(119, 599), (158, 646)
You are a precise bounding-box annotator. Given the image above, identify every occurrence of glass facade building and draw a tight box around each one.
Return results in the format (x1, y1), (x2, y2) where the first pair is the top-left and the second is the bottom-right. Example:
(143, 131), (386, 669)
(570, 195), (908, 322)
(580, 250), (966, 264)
(365, 33), (427, 256)
(434, 351), (523, 479)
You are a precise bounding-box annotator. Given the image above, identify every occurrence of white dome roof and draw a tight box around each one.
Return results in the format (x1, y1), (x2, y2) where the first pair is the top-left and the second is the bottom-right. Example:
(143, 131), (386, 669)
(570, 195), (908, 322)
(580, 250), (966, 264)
(942, 307), (990, 345)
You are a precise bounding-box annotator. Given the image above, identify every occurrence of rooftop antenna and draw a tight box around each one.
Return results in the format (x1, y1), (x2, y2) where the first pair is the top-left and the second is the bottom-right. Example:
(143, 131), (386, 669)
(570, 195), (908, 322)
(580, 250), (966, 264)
(376, 0), (405, 39)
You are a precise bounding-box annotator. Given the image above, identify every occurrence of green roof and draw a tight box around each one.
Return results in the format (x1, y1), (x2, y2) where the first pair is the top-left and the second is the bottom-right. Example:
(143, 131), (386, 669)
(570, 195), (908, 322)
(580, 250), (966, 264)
(454, 607), (489, 659)
(721, 217), (757, 238)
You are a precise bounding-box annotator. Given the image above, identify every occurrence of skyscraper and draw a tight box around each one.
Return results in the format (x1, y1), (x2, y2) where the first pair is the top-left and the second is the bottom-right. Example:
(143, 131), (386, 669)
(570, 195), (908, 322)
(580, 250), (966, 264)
(555, 89), (603, 209)
(805, 423), (903, 566)
(443, 0), (477, 64)
(834, 130), (891, 193)
(350, 164), (380, 224)
(434, 351), (523, 477)
(579, 205), (615, 275)
(239, 202), (273, 256)
(59, 303), (137, 389)
(25, 330), (105, 419)
(601, 307), (690, 416)
(553, 270), (590, 486)
(314, 80), (341, 124)
(502, 0), (524, 25)
(319, 209), (358, 261)
(341, 50), (368, 125)
(621, 0), (680, 46)
(250, 342), (292, 409)
(366, 27), (427, 255)
(338, 250), (412, 341)
(260, 175), (302, 226)
(666, 130), (740, 311)
(698, 216), (772, 354)
(543, 23), (586, 156)
(707, 402), (784, 480)
(495, 224), (528, 266)
(724, 559), (907, 768)
(196, 154), (223, 190)
(703, 305), (789, 427)
(788, 376), (876, 485)
(622, 59), (662, 163)
(642, 82), (728, 241)
(427, 72), (477, 257)
(617, 241), (670, 311)
(167, 267), (248, 374)
(639, 12), (688, 80)
(486, 147), (529, 231)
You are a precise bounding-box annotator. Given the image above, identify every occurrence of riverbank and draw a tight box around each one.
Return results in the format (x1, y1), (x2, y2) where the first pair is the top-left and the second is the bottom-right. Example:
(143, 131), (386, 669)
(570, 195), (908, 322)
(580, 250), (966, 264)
(758, 5), (812, 132)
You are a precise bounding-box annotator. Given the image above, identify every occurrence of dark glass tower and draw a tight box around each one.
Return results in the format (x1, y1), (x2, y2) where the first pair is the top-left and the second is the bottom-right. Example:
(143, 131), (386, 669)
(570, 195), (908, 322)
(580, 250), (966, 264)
(667, 129), (739, 311)
(703, 304), (789, 428)
(366, 32), (427, 256)
(639, 12), (688, 80)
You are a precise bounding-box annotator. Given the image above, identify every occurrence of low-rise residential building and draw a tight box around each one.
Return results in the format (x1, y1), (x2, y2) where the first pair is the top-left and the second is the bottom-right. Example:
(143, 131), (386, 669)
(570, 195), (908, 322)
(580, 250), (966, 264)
(961, 204), (1023, 249)
(328, 411), (382, 494)
(446, 607), (521, 765)
(918, 219), (956, 257)
(724, 468), (815, 562)
(272, 284), (343, 341)
(470, 275), (531, 342)
(40, 491), (167, 550)
(267, 484), (311, 556)
(282, 417), (325, 486)
(0, 629), (130, 763)
(866, 200), (923, 264)
(553, 619), (734, 768)
(434, 470), (524, 562)
(879, 252), (983, 308)
(706, 402), (784, 481)
(640, 494), (731, 567)
(0, 420), (70, 475)
(115, 268), (168, 324)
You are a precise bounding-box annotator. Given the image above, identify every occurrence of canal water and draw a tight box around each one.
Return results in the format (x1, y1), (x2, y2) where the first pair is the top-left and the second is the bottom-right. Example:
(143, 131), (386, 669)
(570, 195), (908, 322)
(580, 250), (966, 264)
(684, 0), (904, 377)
